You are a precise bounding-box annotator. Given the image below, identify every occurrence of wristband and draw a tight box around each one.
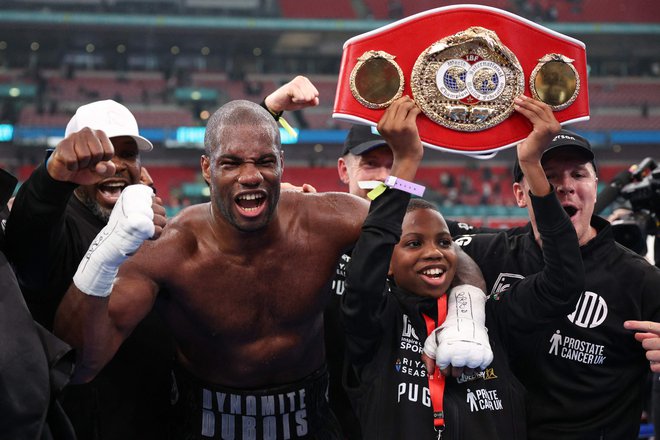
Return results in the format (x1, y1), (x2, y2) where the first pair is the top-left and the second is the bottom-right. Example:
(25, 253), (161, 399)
(362, 177), (426, 200)
(45, 148), (55, 168)
(260, 98), (298, 139)
(260, 98), (283, 121)
(384, 176), (426, 197)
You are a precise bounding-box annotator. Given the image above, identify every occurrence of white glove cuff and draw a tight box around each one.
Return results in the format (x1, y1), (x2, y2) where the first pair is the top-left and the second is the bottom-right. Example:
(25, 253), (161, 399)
(73, 185), (154, 297)
(423, 284), (493, 370)
(443, 284), (487, 327)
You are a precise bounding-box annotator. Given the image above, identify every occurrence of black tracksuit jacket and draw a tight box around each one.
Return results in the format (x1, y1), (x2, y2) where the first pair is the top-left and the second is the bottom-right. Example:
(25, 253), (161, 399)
(340, 187), (583, 439)
(459, 211), (660, 439)
(324, 203), (499, 439)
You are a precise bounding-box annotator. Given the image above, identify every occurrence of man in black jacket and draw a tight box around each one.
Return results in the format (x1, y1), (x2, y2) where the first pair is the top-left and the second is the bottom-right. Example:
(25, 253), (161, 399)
(457, 112), (660, 439)
(7, 99), (173, 440)
(0, 167), (75, 440)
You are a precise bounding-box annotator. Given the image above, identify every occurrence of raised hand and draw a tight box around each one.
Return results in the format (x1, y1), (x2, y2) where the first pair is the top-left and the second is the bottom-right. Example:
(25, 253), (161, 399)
(376, 96), (423, 182)
(513, 95), (561, 196)
(47, 128), (117, 185)
(514, 94), (561, 166)
(264, 75), (320, 113)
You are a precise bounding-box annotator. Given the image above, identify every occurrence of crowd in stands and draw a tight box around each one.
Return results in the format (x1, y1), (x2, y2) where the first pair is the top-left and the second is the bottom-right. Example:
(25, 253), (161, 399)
(2, 65), (659, 132)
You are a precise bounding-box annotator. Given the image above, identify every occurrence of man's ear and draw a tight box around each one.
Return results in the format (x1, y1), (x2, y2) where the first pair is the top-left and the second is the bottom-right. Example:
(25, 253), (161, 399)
(512, 182), (528, 208)
(337, 157), (350, 184)
(201, 155), (211, 184)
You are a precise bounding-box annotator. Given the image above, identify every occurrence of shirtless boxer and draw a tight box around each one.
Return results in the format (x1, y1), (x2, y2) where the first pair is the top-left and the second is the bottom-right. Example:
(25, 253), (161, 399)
(55, 99), (369, 439)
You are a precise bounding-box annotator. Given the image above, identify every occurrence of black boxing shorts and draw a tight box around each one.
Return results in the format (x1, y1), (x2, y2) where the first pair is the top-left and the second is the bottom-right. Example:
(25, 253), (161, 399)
(169, 365), (343, 440)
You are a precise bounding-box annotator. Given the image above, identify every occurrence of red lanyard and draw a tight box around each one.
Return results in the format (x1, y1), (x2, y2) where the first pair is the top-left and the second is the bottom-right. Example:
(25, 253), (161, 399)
(422, 295), (448, 437)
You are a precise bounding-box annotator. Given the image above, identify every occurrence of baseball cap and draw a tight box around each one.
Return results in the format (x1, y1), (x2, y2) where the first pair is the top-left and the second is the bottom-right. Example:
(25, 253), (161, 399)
(342, 124), (388, 156)
(65, 100), (153, 151)
(513, 129), (596, 182)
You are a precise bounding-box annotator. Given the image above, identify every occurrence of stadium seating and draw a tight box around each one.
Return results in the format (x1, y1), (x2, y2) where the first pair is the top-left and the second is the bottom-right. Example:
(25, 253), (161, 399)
(589, 78), (660, 107)
(279, 0), (356, 19)
(365, 0), (660, 23)
(46, 70), (167, 104)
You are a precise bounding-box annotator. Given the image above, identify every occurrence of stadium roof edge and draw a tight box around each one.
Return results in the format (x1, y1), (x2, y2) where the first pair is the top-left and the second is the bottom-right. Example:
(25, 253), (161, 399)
(0, 11), (659, 35)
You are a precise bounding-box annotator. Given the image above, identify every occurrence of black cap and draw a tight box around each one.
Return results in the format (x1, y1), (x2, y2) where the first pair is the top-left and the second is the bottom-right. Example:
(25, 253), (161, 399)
(513, 129), (596, 182)
(342, 124), (388, 156)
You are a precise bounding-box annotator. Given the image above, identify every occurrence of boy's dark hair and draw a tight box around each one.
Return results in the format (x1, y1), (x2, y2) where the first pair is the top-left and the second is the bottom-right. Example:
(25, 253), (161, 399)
(406, 198), (438, 213)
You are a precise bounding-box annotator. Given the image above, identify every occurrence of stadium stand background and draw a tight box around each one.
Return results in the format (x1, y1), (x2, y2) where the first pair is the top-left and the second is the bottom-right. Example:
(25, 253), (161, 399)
(0, 0), (658, 230)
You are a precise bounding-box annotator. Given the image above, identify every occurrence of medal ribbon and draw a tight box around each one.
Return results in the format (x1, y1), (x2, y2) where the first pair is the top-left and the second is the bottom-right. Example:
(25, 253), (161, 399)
(422, 295), (448, 435)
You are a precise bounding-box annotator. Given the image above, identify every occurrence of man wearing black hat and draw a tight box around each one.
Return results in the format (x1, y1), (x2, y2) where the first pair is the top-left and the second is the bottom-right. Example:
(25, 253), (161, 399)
(338, 124), (395, 200)
(456, 110), (660, 439)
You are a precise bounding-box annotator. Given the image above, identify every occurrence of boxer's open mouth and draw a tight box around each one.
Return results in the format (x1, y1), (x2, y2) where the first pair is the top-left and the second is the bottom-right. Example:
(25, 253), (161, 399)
(235, 192), (266, 213)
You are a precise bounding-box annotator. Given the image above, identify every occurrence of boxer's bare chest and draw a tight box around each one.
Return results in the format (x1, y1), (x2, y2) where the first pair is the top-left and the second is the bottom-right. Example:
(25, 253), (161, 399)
(160, 230), (341, 337)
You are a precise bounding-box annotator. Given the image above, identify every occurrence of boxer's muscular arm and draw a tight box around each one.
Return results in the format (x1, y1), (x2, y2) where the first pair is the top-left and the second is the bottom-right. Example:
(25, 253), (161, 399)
(54, 185), (165, 383)
(55, 269), (157, 383)
(453, 246), (486, 292)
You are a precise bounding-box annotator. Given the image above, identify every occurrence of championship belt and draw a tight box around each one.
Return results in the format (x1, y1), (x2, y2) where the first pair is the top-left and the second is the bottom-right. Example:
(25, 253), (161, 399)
(333, 5), (589, 156)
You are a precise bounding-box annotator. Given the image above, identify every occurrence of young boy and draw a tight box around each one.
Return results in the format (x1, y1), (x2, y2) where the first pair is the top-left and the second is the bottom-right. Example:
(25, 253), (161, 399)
(341, 96), (584, 438)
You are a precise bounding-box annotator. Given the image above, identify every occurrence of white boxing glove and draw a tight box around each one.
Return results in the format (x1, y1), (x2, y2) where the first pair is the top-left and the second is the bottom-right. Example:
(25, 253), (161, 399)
(423, 284), (493, 370)
(73, 184), (155, 297)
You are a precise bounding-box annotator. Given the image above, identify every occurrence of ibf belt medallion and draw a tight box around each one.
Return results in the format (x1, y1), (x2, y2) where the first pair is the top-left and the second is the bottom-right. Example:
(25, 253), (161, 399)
(530, 53), (580, 111)
(411, 27), (525, 132)
(350, 50), (404, 109)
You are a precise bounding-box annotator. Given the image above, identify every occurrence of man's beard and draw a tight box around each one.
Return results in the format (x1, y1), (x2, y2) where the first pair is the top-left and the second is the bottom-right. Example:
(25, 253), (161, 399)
(214, 188), (280, 233)
(74, 188), (112, 223)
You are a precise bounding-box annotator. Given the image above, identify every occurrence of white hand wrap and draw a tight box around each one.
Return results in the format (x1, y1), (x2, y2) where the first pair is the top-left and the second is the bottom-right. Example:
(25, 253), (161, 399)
(423, 284), (493, 370)
(73, 184), (155, 297)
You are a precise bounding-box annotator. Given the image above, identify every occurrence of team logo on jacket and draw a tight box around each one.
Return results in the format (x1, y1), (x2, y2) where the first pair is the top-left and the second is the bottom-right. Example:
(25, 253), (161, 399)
(457, 367), (498, 384)
(399, 314), (424, 353)
(401, 314), (419, 340)
(454, 235), (474, 247)
(331, 254), (351, 296)
(567, 291), (608, 328)
(490, 273), (524, 300)
(394, 357), (428, 378)
(455, 222), (475, 233)
(465, 387), (503, 412)
(547, 329), (606, 365)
